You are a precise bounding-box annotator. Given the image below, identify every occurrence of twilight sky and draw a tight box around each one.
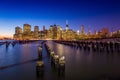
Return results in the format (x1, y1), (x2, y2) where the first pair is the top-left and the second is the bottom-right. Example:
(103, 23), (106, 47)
(0, 0), (120, 37)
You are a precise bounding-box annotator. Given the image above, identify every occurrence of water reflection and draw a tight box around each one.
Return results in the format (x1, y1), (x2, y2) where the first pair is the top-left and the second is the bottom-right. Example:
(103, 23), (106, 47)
(0, 40), (120, 80)
(47, 41), (120, 80)
(0, 42), (38, 67)
(56, 44), (64, 56)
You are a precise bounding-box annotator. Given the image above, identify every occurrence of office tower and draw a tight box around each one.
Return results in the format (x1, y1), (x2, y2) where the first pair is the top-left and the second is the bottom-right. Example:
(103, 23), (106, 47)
(34, 26), (39, 39)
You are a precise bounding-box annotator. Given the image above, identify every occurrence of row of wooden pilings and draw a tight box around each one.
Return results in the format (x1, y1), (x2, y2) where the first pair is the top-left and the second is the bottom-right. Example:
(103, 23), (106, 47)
(18, 40), (41, 44)
(1, 40), (43, 48)
(0, 40), (31, 48)
(36, 41), (65, 77)
(0, 41), (16, 47)
(36, 42), (44, 77)
(54, 40), (120, 53)
(45, 43), (65, 74)
(0, 41), (24, 48)
(5, 41), (17, 48)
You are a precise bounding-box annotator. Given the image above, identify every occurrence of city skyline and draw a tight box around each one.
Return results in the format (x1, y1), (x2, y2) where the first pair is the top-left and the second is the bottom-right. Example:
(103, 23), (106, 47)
(13, 23), (76, 40)
(0, 0), (120, 38)
(13, 23), (120, 40)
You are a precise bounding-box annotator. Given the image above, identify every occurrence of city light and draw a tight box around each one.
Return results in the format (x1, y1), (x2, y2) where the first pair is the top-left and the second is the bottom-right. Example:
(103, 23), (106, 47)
(0, 0), (120, 80)
(13, 23), (120, 40)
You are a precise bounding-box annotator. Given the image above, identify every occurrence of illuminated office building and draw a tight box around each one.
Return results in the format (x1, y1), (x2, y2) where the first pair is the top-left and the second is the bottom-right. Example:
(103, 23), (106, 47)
(34, 26), (39, 39)
(23, 24), (32, 40)
(13, 22), (75, 40)
(13, 26), (22, 40)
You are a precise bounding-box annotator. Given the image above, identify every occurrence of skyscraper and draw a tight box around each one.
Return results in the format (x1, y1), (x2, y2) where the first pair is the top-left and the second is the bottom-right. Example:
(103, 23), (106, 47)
(23, 24), (32, 40)
(88, 26), (91, 35)
(101, 27), (109, 38)
(34, 26), (39, 39)
(15, 26), (22, 34)
(13, 23), (76, 40)
(49, 24), (57, 39)
(13, 26), (22, 40)
(23, 24), (31, 34)
(43, 25), (45, 31)
(81, 25), (84, 35)
(34, 26), (39, 32)
(57, 26), (62, 40)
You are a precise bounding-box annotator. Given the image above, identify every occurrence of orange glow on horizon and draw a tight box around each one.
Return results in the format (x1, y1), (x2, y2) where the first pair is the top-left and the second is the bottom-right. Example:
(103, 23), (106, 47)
(0, 34), (13, 39)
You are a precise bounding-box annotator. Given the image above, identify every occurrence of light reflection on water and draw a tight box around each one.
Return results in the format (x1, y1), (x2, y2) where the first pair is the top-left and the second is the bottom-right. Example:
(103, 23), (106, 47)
(0, 42), (39, 66)
(0, 40), (120, 80)
(47, 41), (120, 80)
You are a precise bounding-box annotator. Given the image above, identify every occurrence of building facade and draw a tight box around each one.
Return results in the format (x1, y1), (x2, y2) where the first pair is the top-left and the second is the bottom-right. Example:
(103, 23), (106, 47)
(13, 26), (22, 40)
(22, 24), (32, 40)
(13, 23), (76, 40)
(34, 26), (39, 39)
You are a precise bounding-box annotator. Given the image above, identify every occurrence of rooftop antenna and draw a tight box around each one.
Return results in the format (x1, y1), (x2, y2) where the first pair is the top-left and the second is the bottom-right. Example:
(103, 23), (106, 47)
(66, 20), (69, 31)
(66, 20), (68, 25)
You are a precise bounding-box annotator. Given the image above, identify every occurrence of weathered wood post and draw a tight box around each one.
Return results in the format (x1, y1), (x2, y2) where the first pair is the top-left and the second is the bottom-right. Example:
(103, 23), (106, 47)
(38, 45), (42, 60)
(36, 61), (44, 77)
(58, 56), (65, 75)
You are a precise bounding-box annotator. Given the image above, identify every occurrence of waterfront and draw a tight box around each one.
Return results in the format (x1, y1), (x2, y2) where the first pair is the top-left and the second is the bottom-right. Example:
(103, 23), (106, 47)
(0, 40), (120, 80)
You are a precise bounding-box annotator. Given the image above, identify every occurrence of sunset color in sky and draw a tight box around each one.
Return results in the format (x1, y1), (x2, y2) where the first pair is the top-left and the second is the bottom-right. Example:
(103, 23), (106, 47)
(0, 0), (120, 37)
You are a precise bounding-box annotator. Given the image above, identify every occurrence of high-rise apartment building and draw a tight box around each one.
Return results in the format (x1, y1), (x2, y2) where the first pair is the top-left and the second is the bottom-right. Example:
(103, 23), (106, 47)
(13, 26), (22, 40)
(81, 25), (84, 35)
(13, 22), (75, 40)
(22, 24), (32, 40)
(34, 26), (39, 39)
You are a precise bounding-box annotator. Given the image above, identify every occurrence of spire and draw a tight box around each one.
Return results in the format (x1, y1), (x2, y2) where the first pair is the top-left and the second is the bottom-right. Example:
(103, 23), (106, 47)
(66, 20), (68, 25)
(66, 20), (69, 31)
(81, 25), (84, 34)
(88, 26), (91, 34)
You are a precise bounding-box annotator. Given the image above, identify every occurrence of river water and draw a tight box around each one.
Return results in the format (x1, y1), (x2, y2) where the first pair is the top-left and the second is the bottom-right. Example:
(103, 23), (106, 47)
(0, 40), (120, 80)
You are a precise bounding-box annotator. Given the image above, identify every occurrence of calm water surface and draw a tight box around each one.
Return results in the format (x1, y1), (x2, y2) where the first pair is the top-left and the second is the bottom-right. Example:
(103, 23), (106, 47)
(0, 40), (120, 80)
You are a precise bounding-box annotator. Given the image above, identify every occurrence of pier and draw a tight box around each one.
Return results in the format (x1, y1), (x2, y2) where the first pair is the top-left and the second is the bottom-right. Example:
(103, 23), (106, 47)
(36, 41), (65, 78)
(54, 38), (120, 54)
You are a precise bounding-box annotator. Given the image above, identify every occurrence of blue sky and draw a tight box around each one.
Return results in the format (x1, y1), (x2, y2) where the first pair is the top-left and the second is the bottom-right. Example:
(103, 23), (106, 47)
(0, 0), (120, 37)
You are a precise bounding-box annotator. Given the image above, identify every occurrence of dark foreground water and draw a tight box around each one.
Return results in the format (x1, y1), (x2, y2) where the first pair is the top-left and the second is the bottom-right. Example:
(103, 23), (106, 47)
(0, 40), (120, 80)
